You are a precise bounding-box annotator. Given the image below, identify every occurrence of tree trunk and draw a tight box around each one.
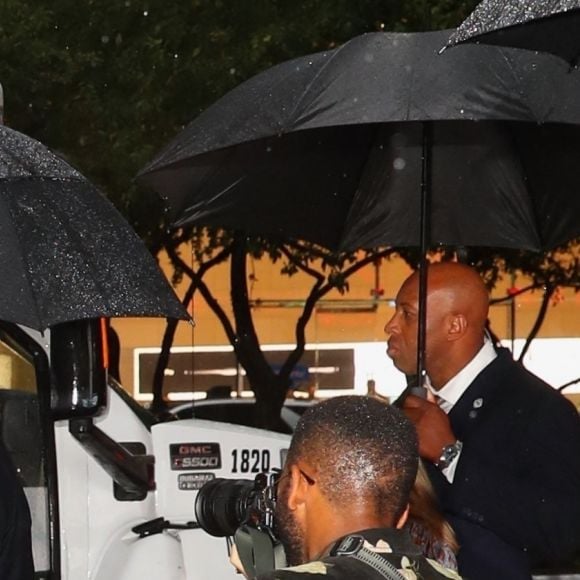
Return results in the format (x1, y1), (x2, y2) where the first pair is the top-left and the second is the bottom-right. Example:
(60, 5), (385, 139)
(230, 234), (290, 429)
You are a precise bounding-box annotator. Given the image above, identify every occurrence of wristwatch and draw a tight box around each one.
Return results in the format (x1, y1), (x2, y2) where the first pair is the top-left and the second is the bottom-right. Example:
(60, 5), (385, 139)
(436, 440), (463, 470)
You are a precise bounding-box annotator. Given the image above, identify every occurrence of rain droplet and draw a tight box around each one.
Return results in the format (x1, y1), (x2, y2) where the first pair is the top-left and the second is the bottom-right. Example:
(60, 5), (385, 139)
(173, 53), (179, 59)
(393, 158), (406, 170)
(143, 10), (149, 16)
(101, 35), (110, 44)
(266, 146), (272, 153)
(229, 68), (236, 75)
(460, 108), (465, 114)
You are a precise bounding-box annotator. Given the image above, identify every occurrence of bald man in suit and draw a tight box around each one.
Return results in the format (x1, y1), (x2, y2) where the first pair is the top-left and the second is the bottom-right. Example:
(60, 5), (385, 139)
(386, 263), (580, 579)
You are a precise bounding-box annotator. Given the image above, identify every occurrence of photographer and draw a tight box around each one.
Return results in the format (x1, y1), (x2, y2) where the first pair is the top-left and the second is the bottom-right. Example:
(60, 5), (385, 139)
(232, 396), (462, 579)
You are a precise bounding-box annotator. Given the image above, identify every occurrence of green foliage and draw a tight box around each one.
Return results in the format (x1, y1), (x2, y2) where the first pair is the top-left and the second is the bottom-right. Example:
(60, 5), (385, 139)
(397, 243), (580, 291)
(0, 0), (477, 249)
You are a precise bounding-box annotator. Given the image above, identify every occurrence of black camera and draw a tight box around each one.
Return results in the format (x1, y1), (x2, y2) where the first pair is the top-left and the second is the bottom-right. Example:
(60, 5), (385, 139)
(194, 472), (278, 537)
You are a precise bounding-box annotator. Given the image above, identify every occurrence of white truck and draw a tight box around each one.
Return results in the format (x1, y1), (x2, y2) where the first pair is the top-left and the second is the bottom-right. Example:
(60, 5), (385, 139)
(0, 318), (289, 579)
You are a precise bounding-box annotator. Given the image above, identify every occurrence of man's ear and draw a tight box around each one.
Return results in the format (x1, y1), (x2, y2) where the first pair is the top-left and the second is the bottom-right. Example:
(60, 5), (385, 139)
(286, 464), (310, 510)
(447, 313), (467, 341)
(395, 504), (410, 529)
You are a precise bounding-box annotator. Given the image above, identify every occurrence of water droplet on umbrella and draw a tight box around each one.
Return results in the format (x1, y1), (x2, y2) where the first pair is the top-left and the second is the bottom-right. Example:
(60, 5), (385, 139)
(364, 52), (374, 63)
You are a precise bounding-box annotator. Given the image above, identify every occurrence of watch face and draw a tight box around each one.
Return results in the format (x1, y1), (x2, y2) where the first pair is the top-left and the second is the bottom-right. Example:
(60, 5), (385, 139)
(438, 441), (462, 469)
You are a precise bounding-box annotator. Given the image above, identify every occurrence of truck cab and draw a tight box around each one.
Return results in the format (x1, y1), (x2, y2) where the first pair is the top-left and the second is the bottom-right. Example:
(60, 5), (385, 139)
(0, 319), (289, 579)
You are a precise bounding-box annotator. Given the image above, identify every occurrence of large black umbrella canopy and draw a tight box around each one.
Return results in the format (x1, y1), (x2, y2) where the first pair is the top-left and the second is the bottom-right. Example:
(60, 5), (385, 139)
(447, 0), (580, 66)
(139, 30), (580, 254)
(0, 124), (188, 330)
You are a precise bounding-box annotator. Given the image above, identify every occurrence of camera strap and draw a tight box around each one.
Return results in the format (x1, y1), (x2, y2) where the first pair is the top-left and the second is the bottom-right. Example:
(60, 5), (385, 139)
(234, 524), (286, 580)
(332, 534), (407, 580)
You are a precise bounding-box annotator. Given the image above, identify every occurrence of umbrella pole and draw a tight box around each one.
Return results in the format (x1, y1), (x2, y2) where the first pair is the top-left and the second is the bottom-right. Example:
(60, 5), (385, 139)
(416, 121), (432, 393)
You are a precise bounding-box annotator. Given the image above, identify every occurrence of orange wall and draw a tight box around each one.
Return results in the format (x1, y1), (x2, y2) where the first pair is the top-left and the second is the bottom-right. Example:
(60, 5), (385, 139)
(112, 247), (579, 391)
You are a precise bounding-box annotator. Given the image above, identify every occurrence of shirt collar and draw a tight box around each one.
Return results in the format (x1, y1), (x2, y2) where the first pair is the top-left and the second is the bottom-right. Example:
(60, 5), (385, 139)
(428, 337), (497, 412)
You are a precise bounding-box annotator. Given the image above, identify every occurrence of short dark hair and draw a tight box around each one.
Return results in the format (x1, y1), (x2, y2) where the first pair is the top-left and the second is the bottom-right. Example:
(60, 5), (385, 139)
(287, 396), (418, 523)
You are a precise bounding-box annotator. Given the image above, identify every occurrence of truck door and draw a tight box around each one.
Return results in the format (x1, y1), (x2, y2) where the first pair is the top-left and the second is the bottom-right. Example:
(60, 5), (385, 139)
(0, 322), (56, 579)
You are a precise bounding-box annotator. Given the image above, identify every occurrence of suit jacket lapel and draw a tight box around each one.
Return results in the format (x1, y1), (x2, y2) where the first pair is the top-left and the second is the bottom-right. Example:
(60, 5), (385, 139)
(448, 348), (513, 441)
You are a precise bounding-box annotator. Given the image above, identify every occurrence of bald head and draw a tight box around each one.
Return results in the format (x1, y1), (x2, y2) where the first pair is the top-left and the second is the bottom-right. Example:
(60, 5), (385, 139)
(386, 262), (490, 388)
(406, 262), (489, 330)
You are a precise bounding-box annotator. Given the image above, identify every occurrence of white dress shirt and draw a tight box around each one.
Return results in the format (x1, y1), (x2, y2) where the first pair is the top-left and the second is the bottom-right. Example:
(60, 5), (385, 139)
(428, 337), (497, 482)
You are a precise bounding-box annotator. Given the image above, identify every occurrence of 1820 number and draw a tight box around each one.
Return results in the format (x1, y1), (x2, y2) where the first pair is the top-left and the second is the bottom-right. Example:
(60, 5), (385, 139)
(231, 449), (271, 473)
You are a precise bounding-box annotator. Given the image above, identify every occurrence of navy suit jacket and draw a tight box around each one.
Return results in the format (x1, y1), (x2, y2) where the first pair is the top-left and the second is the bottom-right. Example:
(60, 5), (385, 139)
(426, 349), (580, 580)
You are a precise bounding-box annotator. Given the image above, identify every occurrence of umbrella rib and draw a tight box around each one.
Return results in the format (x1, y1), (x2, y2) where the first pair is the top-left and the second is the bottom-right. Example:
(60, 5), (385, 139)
(285, 38), (357, 130)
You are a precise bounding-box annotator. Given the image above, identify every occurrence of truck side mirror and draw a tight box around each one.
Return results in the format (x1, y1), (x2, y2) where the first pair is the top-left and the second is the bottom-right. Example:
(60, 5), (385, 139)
(50, 319), (107, 420)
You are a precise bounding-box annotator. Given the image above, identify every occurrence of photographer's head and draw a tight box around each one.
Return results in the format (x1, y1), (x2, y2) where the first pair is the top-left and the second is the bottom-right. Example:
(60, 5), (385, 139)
(275, 396), (418, 565)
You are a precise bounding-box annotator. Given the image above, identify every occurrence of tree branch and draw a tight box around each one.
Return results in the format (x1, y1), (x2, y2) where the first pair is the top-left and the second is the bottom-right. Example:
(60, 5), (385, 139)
(518, 285), (554, 362)
(280, 248), (395, 377)
(279, 244), (325, 283)
(166, 243), (237, 345)
(490, 283), (542, 304)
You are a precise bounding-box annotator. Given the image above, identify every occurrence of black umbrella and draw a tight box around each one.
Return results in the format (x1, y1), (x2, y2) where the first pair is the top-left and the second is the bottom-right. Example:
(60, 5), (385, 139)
(447, 0), (580, 66)
(138, 29), (580, 386)
(0, 124), (188, 330)
(139, 30), (580, 253)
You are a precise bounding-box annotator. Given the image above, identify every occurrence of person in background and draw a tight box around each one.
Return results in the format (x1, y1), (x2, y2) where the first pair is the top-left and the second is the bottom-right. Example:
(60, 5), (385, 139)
(407, 460), (459, 571)
(386, 262), (580, 579)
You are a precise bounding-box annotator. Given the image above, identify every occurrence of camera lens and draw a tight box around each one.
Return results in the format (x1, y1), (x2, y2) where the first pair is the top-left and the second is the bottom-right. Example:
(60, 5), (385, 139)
(195, 478), (255, 537)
